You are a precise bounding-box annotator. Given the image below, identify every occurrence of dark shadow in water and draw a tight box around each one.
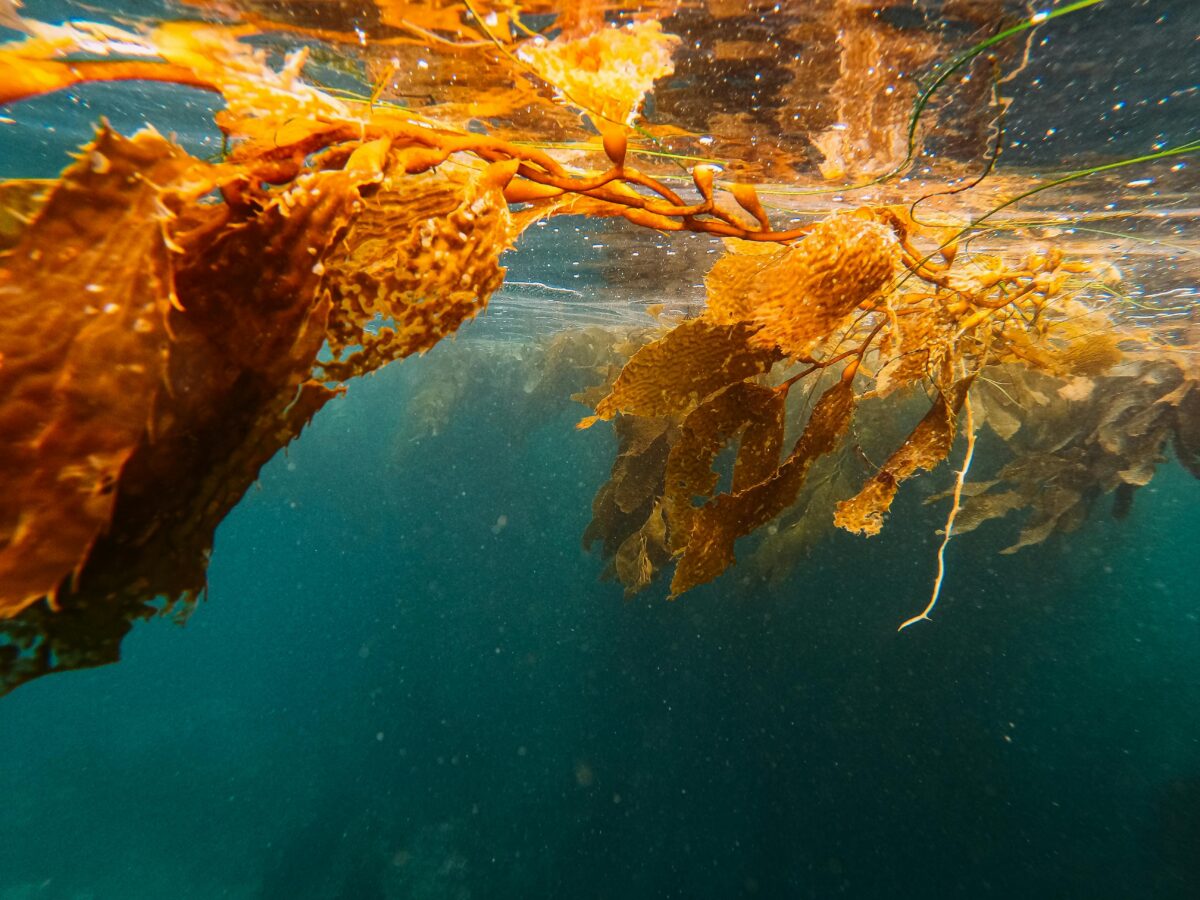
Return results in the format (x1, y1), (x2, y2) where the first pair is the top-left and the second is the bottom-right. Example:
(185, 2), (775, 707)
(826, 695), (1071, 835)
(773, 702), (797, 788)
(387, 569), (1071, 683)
(258, 790), (387, 900)
(1156, 776), (1200, 897)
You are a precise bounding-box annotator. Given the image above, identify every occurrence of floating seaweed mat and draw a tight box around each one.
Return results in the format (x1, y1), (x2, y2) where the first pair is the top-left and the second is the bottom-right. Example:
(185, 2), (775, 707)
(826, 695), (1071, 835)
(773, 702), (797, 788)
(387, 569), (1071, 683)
(1, 1), (1197, 686)
(0, 112), (526, 691)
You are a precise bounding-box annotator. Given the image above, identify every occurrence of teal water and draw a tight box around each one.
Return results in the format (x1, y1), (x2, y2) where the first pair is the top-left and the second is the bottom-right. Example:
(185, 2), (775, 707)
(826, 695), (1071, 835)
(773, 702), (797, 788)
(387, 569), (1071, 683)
(2, 2), (1200, 896)
(0, 325), (1197, 898)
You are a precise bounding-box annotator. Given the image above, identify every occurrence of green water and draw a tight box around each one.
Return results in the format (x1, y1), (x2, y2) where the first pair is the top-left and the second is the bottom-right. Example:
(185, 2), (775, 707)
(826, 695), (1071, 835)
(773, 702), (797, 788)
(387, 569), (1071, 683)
(1, 0), (1199, 896)
(0, 329), (1197, 898)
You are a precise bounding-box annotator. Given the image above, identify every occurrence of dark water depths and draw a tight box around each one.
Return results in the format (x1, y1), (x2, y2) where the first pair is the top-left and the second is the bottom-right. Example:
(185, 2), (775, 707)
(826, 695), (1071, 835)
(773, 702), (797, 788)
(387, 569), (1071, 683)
(1, 327), (1197, 899)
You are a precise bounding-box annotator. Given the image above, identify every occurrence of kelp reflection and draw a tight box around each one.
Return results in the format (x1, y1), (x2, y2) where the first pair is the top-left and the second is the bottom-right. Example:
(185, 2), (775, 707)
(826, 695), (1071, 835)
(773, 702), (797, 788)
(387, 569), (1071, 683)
(0, 0), (1195, 691)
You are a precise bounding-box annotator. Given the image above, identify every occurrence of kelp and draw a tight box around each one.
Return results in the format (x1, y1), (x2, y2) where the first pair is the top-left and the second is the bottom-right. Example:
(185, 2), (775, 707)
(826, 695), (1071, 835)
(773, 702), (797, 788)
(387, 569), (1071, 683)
(705, 210), (899, 358)
(833, 373), (973, 537)
(0, 12), (803, 690)
(670, 377), (856, 597)
(582, 413), (676, 587)
(0, 129), (193, 618)
(0, 1), (1196, 691)
(319, 163), (514, 380)
(661, 382), (785, 550)
(578, 194), (1195, 600)
(578, 320), (780, 426)
(0, 179), (46, 250)
(942, 359), (1199, 554)
(0, 124), (384, 689)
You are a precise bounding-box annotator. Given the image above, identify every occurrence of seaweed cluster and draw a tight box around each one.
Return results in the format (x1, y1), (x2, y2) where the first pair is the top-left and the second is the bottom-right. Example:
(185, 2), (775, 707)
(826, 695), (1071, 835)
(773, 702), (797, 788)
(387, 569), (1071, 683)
(0, 13), (698, 689)
(579, 202), (1198, 601)
(0, 1), (1195, 691)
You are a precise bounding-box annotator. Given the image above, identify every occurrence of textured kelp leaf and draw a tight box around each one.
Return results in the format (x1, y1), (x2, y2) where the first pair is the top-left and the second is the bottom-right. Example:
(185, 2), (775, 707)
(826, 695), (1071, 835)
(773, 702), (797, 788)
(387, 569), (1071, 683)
(320, 167), (512, 381)
(662, 381), (783, 551)
(129, 157), (375, 590)
(834, 376), (972, 537)
(0, 128), (196, 617)
(1053, 331), (1123, 377)
(1, 128), (375, 692)
(972, 376), (1025, 440)
(905, 361), (1189, 556)
(733, 389), (787, 492)
(670, 378), (856, 596)
(1001, 484), (1086, 554)
(614, 413), (675, 460)
(949, 489), (1026, 535)
(1013, 316), (1124, 379)
(580, 319), (779, 426)
(612, 417), (674, 514)
(516, 20), (680, 125)
(872, 298), (956, 397)
(705, 211), (898, 359)
(582, 482), (624, 558)
(1094, 373), (1178, 485)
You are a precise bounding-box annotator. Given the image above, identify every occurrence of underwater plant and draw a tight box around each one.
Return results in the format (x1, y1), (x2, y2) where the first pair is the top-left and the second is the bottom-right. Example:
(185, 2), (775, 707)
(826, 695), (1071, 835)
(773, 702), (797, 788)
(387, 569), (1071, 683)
(0, 0), (1195, 693)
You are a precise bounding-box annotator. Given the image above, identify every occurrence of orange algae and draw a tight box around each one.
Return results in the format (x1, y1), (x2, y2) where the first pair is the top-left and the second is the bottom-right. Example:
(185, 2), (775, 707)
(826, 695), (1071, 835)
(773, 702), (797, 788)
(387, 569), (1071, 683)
(516, 20), (681, 125)
(0, 1), (1196, 690)
(0, 10), (817, 688)
(0, 130), (194, 617)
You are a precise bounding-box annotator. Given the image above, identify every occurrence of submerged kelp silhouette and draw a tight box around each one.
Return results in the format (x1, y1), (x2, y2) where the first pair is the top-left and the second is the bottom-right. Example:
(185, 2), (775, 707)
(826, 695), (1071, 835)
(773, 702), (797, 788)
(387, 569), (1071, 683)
(0, 2), (1195, 692)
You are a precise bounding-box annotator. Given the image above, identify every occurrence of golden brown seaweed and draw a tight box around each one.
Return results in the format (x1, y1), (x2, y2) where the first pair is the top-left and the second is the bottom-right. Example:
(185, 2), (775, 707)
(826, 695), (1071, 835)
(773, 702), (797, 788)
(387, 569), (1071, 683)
(0, 179), (47, 250)
(661, 381), (784, 552)
(834, 375), (973, 537)
(0, 129), (196, 617)
(580, 320), (780, 427)
(0, 120), (403, 689)
(582, 413), (677, 594)
(320, 164), (513, 380)
(944, 360), (1199, 554)
(0, 3), (1193, 688)
(706, 211), (899, 358)
(671, 378), (856, 596)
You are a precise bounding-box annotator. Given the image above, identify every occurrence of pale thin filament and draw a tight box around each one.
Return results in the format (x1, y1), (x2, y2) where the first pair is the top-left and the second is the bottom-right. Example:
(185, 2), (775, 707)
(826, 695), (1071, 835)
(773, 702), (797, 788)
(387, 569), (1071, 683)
(898, 395), (976, 631)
